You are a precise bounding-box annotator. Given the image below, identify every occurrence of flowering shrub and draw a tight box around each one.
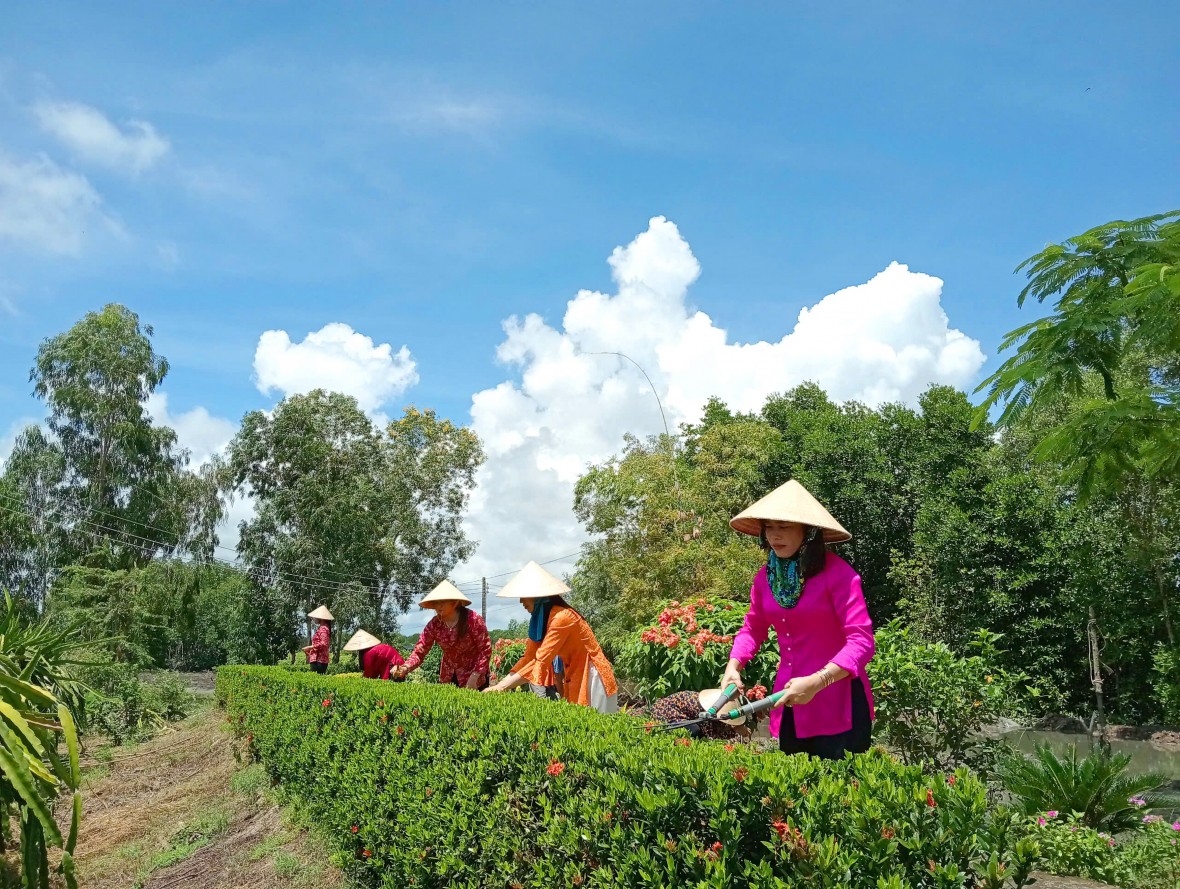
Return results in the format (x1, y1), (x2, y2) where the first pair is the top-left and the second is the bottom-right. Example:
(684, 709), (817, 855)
(1115, 818), (1180, 889)
(490, 637), (528, 684)
(219, 666), (1041, 888)
(617, 598), (779, 699)
(1023, 813), (1123, 884)
(1024, 812), (1180, 889)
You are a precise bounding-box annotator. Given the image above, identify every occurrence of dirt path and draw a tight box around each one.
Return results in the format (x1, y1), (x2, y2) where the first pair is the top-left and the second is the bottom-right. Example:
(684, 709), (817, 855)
(67, 703), (348, 889)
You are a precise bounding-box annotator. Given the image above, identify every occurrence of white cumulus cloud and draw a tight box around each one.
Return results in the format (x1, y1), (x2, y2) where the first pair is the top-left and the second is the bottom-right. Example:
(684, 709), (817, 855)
(253, 322), (419, 414)
(34, 101), (171, 174)
(0, 152), (114, 255)
(456, 217), (987, 622)
(144, 392), (237, 468)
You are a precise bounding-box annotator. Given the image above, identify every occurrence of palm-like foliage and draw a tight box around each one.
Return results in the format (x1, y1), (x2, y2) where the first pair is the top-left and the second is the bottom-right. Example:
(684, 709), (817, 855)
(0, 593), (89, 888)
(998, 742), (1166, 832)
(975, 211), (1180, 496)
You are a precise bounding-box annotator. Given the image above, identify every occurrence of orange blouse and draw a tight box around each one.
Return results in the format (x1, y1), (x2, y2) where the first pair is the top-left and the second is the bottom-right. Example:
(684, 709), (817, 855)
(511, 605), (617, 707)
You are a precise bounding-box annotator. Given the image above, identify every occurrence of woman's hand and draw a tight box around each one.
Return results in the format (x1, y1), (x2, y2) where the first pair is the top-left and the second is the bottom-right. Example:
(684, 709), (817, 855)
(465, 672), (485, 690)
(482, 684), (503, 694)
(779, 674), (824, 707)
(720, 659), (744, 693)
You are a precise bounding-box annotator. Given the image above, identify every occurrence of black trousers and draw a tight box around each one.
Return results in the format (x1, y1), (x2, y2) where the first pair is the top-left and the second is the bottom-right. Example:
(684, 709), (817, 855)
(309, 662), (328, 675)
(779, 678), (872, 760)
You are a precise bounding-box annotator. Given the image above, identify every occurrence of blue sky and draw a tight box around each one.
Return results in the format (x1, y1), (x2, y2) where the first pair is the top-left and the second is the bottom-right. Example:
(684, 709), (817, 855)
(2, 2), (1177, 628)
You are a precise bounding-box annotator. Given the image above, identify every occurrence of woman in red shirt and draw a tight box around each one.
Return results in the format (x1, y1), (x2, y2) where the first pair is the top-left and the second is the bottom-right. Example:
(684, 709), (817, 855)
(396, 581), (492, 689)
(343, 629), (406, 680)
(302, 605), (334, 674)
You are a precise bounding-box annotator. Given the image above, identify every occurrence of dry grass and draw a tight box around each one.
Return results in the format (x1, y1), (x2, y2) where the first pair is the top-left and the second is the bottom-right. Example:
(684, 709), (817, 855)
(60, 704), (347, 889)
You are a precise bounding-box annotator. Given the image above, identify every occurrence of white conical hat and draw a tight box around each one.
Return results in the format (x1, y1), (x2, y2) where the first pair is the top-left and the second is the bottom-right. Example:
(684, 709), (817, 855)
(308, 605), (335, 621)
(343, 629), (382, 651)
(418, 580), (472, 608)
(730, 479), (851, 543)
(496, 561), (571, 600)
(697, 688), (746, 727)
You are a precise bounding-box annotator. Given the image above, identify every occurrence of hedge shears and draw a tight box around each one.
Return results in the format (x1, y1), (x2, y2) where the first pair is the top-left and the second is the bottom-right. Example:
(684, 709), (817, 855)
(654, 683), (788, 733)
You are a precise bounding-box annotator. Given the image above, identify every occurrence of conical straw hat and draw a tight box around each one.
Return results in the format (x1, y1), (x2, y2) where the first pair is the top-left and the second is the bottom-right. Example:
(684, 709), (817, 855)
(343, 629), (382, 651)
(496, 561), (571, 600)
(697, 688), (746, 727)
(730, 479), (851, 543)
(308, 605), (335, 621)
(418, 580), (472, 608)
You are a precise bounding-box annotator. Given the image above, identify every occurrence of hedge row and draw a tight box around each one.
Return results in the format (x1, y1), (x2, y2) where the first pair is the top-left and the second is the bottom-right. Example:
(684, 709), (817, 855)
(217, 667), (1039, 888)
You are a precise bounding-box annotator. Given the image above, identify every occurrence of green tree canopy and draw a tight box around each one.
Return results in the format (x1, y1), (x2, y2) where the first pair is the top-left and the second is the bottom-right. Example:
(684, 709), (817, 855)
(224, 392), (484, 661)
(1, 305), (223, 604)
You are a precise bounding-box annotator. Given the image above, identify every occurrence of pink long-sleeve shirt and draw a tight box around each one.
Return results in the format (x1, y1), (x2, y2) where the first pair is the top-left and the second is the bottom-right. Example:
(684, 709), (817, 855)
(729, 554), (876, 739)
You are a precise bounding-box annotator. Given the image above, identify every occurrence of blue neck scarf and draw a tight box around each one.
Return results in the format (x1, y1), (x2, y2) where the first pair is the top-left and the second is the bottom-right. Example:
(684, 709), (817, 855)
(767, 550), (804, 609)
(529, 597), (564, 675)
(528, 597), (556, 643)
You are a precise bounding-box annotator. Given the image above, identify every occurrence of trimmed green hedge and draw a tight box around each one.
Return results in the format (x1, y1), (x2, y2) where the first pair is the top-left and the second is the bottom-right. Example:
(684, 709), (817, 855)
(217, 666), (1038, 888)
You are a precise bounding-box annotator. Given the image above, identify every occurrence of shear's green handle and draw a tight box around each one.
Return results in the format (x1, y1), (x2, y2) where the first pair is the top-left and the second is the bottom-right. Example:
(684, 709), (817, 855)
(703, 683), (741, 717)
(721, 689), (788, 721)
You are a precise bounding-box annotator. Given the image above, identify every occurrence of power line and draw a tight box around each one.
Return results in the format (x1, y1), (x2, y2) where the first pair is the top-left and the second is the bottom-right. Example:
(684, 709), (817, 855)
(0, 500), (362, 604)
(0, 489), (397, 597)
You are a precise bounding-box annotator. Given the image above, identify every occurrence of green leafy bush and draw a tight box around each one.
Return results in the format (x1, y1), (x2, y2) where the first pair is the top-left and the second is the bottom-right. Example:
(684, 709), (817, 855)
(1021, 813), (1122, 884)
(997, 742), (1166, 832)
(218, 665), (1040, 888)
(1022, 812), (1180, 889)
(868, 621), (1025, 770)
(1114, 818), (1180, 889)
(1151, 644), (1180, 726)
(80, 661), (196, 744)
(616, 598), (778, 700)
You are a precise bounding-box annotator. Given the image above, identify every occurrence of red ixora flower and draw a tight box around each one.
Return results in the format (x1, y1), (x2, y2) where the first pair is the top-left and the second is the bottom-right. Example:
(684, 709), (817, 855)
(733, 767), (750, 783)
(412, 708), (421, 718)
(946, 774), (956, 786)
(724, 744), (735, 753)
(363, 849), (372, 858)
(926, 789), (936, 808)
(676, 737), (691, 747)
(711, 841), (723, 852)
(547, 761), (566, 777)
(351, 825), (359, 833)
(396, 726), (404, 735)
(322, 699), (331, 707)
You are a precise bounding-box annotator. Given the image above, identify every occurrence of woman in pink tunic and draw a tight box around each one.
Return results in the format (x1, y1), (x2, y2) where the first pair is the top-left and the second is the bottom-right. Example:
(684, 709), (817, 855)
(722, 480), (876, 760)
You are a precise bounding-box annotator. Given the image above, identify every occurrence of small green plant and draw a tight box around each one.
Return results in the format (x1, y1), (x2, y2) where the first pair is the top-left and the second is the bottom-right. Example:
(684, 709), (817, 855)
(1022, 813), (1122, 884)
(231, 763), (270, 796)
(998, 742), (1166, 832)
(1115, 817), (1180, 889)
(273, 850), (301, 879)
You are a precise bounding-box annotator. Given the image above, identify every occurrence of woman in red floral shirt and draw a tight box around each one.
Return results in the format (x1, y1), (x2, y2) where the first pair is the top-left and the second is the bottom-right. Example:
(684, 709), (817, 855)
(343, 629), (406, 680)
(302, 605), (334, 674)
(395, 581), (492, 689)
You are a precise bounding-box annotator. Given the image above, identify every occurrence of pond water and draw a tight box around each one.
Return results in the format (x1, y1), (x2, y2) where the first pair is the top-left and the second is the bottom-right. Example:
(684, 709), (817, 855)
(1003, 729), (1180, 780)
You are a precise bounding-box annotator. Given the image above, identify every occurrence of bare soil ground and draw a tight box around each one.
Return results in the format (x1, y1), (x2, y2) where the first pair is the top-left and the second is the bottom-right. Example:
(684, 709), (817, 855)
(64, 703), (347, 889)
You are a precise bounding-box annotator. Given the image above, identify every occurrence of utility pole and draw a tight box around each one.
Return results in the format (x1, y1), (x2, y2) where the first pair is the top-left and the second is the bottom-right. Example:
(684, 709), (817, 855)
(482, 577), (488, 623)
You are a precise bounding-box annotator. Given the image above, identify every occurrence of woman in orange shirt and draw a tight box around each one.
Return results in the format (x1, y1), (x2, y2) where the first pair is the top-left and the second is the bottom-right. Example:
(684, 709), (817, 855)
(483, 562), (618, 714)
